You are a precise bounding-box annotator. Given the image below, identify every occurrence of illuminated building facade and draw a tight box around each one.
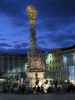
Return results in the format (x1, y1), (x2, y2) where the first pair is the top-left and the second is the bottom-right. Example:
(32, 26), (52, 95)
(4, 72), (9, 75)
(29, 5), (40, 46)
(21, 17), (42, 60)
(46, 45), (75, 81)
(0, 54), (27, 78)
(0, 45), (75, 81)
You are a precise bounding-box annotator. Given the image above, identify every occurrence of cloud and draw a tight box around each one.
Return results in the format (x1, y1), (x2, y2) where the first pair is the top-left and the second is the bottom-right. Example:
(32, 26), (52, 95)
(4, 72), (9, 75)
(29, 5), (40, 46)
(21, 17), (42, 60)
(14, 42), (28, 49)
(0, 38), (7, 41)
(0, 0), (75, 52)
(0, 42), (12, 47)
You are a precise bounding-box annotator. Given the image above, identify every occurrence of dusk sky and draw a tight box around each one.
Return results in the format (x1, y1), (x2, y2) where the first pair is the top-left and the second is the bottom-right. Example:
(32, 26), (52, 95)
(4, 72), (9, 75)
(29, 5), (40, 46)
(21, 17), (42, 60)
(0, 0), (75, 53)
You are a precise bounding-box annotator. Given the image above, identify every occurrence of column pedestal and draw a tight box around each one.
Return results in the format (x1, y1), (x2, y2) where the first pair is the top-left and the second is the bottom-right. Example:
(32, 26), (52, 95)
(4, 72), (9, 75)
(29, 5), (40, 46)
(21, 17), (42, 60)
(26, 71), (45, 87)
(26, 49), (45, 87)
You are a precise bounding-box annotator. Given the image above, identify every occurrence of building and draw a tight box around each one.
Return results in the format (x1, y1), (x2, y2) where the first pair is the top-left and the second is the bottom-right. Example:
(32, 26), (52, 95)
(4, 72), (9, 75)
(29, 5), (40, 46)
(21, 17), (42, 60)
(46, 45), (75, 81)
(0, 45), (75, 81)
(0, 54), (27, 78)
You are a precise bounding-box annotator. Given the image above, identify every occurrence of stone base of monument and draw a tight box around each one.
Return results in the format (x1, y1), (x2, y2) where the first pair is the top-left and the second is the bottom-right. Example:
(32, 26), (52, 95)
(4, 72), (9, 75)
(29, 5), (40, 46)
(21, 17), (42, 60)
(26, 71), (45, 87)
(26, 49), (46, 87)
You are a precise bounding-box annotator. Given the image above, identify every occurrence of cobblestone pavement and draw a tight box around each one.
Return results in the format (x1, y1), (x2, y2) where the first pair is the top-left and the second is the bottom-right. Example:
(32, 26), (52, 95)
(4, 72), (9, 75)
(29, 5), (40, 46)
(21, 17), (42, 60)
(0, 93), (75, 100)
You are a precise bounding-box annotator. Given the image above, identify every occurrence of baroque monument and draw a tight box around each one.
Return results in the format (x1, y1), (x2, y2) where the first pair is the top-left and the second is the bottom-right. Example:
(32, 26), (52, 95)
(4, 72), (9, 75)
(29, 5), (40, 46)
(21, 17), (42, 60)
(26, 5), (45, 86)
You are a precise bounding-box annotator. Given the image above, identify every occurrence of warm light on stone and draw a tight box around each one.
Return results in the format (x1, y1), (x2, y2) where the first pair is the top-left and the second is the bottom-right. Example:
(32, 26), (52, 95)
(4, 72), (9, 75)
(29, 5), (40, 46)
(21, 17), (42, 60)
(26, 5), (37, 25)
(26, 5), (45, 86)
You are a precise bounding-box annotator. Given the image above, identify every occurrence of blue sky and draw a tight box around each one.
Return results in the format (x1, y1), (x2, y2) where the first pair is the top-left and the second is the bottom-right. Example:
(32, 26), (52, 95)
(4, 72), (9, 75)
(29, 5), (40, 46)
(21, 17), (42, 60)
(0, 0), (75, 53)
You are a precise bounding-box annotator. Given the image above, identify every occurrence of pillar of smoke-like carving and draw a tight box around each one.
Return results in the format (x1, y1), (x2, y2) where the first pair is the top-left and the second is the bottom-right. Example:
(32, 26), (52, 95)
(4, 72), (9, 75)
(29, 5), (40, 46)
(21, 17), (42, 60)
(26, 5), (45, 86)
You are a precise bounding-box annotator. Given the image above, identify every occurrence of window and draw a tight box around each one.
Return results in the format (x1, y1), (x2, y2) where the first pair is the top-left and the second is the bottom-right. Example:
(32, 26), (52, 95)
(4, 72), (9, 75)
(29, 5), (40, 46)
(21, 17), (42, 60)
(63, 56), (67, 64)
(73, 54), (75, 61)
(69, 66), (75, 80)
(46, 53), (53, 64)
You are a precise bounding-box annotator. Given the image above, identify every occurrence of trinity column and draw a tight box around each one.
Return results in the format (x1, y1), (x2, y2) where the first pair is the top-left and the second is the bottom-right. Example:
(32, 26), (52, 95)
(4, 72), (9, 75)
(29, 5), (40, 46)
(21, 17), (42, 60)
(26, 5), (45, 85)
